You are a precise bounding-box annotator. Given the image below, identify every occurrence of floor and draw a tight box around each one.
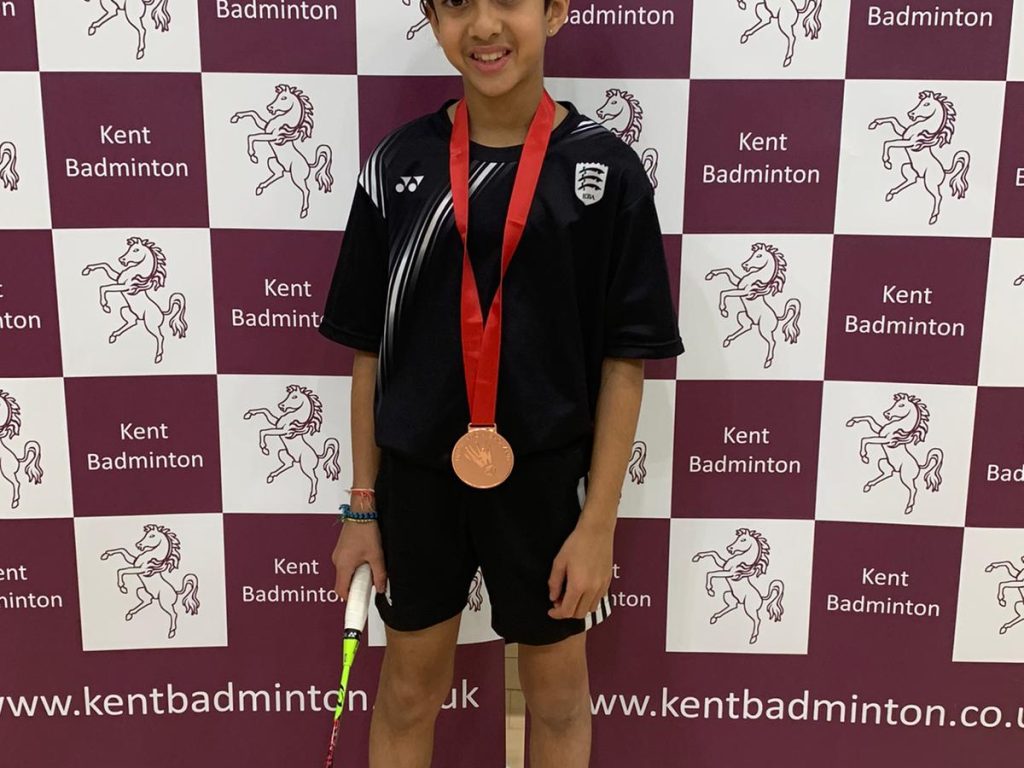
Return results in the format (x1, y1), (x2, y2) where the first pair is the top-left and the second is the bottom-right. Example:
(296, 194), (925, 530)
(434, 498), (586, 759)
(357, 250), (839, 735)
(505, 642), (526, 768)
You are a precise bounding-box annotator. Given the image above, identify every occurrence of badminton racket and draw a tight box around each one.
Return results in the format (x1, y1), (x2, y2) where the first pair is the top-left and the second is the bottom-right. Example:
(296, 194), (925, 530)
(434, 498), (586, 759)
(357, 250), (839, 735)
(323, 561), (374, 768)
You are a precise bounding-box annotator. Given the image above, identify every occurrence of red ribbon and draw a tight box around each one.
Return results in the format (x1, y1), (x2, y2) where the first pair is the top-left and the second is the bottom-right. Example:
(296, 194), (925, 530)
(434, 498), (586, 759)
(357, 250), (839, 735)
(449, 91), (556, 427)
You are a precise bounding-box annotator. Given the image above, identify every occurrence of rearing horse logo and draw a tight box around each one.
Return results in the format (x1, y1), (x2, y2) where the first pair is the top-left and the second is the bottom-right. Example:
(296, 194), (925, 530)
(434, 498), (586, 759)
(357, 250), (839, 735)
(868, 90), (971, 225)
(230, 84), (335, 219)
(705, 242), (802, 369)
(0, 390), (43, 510)
(845, 392), (944, 515)
(100, 524), (200, 639)
(0, 141), (18, 192)
(738, 0), (822, 67)
(85, 0), (172, 61)
(81, 236), (188, 365)
(594, 89), (660, 191)
(985, 557), (1024, 635)
(692, 528), (785, 645)
(401, 0), (430, 39)
(243, 384), (341, 504)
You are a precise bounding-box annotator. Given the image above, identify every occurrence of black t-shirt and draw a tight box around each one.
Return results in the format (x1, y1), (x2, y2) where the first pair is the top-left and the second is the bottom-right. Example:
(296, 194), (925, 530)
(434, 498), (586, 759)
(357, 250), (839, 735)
(318, 99), (684, 470)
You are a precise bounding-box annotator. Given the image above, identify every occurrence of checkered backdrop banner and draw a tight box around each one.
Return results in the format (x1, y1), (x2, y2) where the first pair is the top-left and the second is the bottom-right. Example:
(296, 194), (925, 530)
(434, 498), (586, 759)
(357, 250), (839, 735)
(2, 0), (1024, 766)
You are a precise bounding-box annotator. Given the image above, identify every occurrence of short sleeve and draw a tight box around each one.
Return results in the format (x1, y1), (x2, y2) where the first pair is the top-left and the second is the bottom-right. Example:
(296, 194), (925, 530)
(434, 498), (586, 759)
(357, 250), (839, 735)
(603, 184), (685, 359)
(318, 183), (389, 353)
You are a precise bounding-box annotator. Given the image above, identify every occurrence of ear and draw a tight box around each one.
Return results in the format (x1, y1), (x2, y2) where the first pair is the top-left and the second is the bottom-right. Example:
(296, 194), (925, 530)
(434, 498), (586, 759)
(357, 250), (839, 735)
(547, 0), (570, 35)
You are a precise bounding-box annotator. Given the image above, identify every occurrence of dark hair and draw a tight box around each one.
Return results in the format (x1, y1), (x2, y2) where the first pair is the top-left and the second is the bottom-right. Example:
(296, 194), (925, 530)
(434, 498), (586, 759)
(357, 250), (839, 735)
(420, 0), (554, 14)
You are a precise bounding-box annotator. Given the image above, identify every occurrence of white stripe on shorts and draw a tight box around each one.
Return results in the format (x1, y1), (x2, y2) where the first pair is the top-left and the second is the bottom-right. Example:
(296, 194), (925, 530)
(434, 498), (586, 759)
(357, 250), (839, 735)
(584, 594), (612, 631)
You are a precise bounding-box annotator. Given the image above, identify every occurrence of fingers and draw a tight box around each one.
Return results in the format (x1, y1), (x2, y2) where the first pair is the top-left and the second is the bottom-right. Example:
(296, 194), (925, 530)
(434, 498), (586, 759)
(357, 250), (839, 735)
(369, 552), (388, 594)
(334, 568), (352, 602)
(548, 558), (567, 603)
(550, 584), (585, 620)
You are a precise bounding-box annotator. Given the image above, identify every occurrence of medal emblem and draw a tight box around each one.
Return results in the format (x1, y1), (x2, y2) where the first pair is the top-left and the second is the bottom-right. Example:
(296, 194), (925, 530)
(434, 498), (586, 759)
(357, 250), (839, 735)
(451, 426), (514, 489)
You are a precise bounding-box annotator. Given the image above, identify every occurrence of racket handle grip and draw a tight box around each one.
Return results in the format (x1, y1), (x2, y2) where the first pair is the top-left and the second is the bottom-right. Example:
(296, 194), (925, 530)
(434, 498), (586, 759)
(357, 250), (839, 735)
(344, 562), (374, 632)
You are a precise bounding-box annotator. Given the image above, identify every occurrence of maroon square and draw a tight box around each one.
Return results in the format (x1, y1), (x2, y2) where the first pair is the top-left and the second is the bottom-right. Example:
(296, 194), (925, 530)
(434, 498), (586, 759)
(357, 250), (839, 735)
(825, 235), (988, 385)
(0, 230), (62, 377)
(65, 375), (221, 516)
(967, 387), (1024, 526)
(846, 0), (1012, 80)
(993, 82), (1024, 237)
(198, 0), (355, 74)
(40, 73), (209, 228)
(0, 0), (38, 70)
(672, 380), (822, 519)
(810, 521), (961, 667)
(545, 2), (691, 78)
(358, 75), (461, 161)
(646, 235), (681, 380)
(212, 229), (352, 375)
(0, 519), (81, 678)
(684, 81), (843, 234)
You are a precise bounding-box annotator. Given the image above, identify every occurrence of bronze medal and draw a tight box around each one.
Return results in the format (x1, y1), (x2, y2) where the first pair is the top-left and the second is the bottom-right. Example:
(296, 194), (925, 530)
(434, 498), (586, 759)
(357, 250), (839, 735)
(451, 425), (514, 489)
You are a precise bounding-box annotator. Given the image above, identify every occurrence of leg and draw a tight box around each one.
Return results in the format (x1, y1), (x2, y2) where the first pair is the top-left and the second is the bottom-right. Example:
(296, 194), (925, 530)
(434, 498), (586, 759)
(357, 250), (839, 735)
(256, 156), (286, 194)
(519, 631), (592, 768)
(722, 310), (754, 348)
(740, 5), (772, 44)
(710, 590), (740, 624)
(109, 306), (139, 343)
(369, 613), (462, 768)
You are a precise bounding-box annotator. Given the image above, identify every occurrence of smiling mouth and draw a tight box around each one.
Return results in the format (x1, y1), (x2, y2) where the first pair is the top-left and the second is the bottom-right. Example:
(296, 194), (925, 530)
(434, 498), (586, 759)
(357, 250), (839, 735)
(470, 50), (511, 63)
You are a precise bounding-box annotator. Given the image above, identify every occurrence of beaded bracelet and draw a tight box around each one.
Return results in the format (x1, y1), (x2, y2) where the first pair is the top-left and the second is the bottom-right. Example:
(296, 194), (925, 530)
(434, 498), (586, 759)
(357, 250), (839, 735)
(338, 503), (378, 524)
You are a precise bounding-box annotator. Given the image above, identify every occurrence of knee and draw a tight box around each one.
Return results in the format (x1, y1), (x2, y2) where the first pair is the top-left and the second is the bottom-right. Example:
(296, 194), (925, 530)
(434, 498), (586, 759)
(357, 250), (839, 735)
(377, 664), (453, 728)
(522, 675), (589, 730)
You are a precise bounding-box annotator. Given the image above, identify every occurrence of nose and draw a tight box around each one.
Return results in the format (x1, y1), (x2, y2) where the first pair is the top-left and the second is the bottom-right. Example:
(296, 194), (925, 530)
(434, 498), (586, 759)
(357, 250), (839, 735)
(468, 1), (502, 39)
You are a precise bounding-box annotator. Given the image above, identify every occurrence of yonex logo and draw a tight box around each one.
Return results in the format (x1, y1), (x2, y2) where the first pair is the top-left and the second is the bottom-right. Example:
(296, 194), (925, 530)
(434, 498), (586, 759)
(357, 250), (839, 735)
(395, 175), (424, 193)
(575, 162), (608, 206)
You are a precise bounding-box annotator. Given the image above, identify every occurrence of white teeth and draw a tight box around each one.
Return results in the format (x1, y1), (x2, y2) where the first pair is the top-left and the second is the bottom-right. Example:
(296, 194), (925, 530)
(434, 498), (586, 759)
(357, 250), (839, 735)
(475, 51), (506, 62)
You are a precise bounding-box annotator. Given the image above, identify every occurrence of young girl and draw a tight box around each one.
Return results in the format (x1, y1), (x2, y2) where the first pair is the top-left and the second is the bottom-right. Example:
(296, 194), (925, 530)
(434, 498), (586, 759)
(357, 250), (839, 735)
(318, 1), (683, 764)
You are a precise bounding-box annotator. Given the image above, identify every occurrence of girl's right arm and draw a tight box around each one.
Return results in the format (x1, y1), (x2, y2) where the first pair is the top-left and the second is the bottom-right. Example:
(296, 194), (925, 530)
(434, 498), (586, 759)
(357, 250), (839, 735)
(331, 349), (388, 599)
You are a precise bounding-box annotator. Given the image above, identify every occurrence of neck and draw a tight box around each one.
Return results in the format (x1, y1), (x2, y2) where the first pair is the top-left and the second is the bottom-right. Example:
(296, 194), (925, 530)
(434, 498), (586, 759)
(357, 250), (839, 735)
(462, 76), (545, 147)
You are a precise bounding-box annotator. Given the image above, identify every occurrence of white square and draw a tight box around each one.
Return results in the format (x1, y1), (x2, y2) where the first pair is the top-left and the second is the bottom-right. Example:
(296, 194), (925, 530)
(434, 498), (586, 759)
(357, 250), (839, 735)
(835, 80), (1004, 237)
(954, 527), (1024, 663)
(978, 238), (1024, 386)
(52, 229), (216, 377)
(218, 374), (351, 514)
(75, 513), (227, 651)
(690, 0), (851, 79)
(816, 380), (975, 526)
(678, 234), (832, 380)
(667, 517), (814, 654)
(34, 0), (200, 72)
(618, 379), (675, 520)
(0, 72), (51, 229)
(0, 378), (73, 519)
(203, 73), (360, 230)
(355, 0), (451, 75)
(547, 77), (688, 235)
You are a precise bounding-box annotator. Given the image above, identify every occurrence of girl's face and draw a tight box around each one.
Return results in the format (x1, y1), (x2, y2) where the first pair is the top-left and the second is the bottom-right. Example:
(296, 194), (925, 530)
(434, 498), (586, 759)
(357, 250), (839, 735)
(428, 0), (568, 100)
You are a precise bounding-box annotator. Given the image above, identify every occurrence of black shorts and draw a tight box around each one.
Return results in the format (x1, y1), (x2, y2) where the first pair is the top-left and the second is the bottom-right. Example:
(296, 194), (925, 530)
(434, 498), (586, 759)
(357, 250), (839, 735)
(372, 438), (613, 646)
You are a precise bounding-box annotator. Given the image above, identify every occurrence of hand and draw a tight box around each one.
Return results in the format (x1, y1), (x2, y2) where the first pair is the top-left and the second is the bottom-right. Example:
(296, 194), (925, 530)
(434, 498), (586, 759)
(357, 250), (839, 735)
(332, 520), (388, 601)
(547, 517), (614, 620)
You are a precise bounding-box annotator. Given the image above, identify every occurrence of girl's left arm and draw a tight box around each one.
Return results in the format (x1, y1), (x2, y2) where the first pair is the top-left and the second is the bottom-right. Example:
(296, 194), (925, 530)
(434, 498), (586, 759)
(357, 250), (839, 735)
(547, 357), (644, 620)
